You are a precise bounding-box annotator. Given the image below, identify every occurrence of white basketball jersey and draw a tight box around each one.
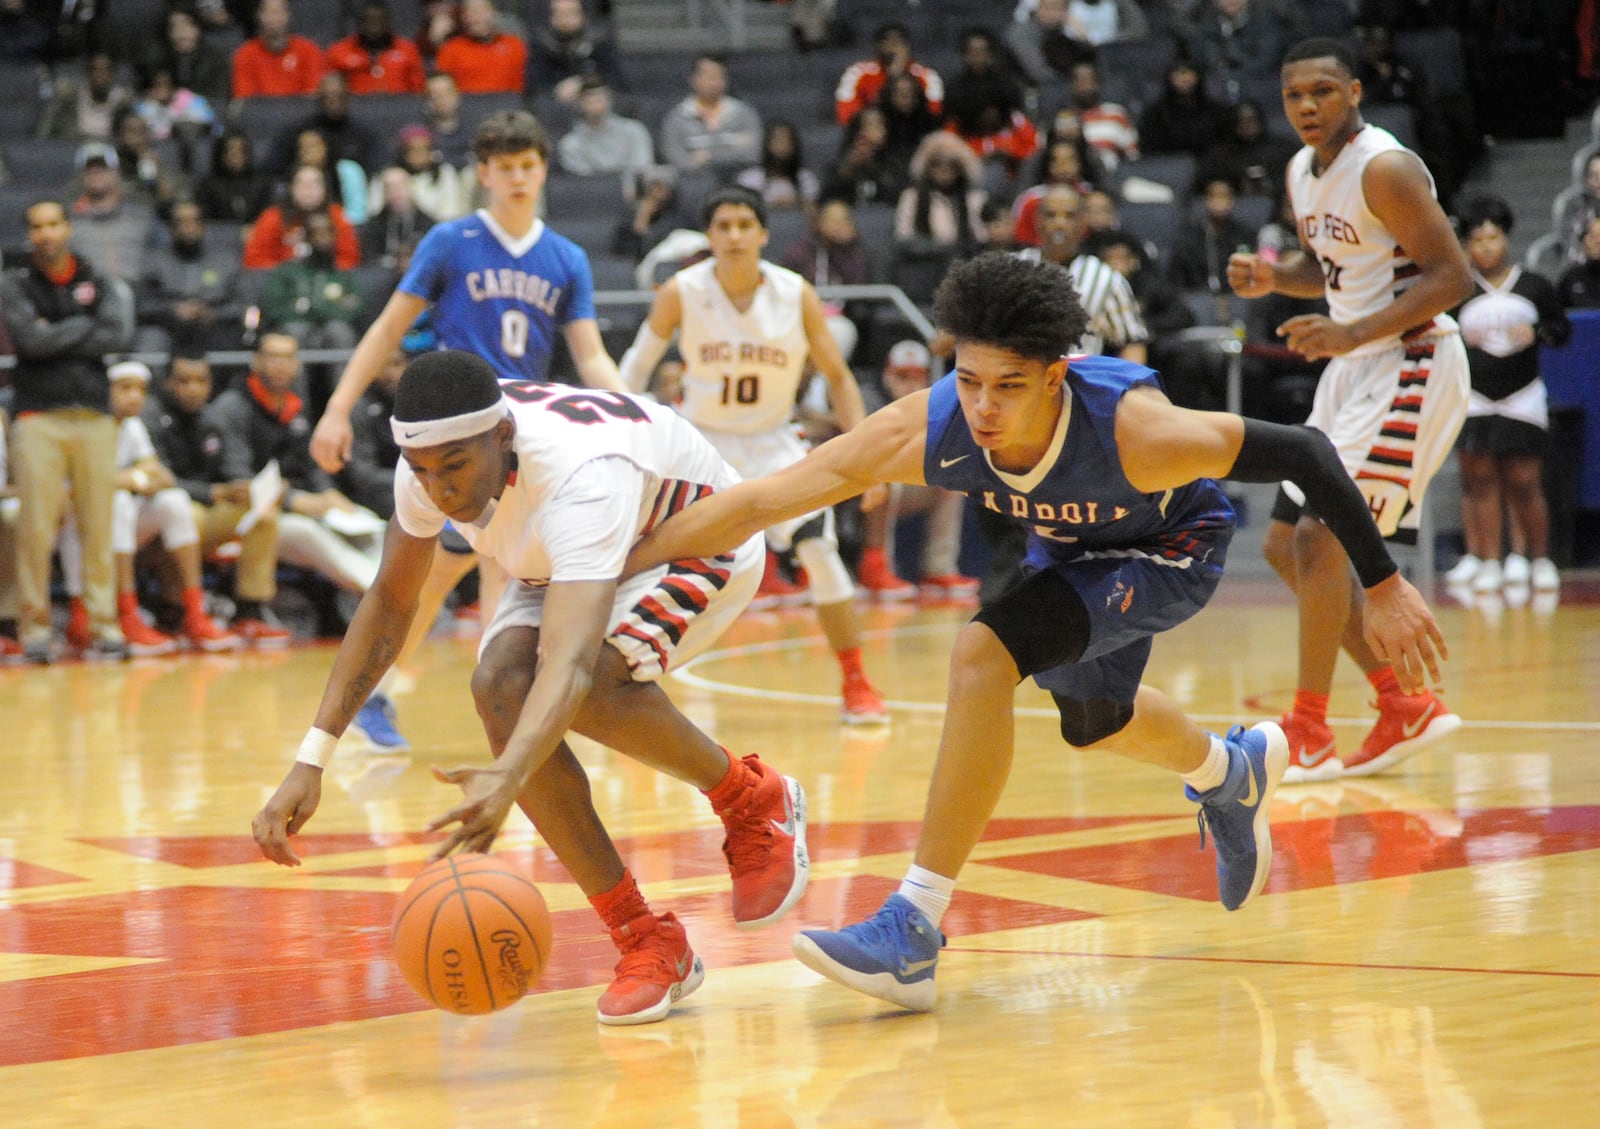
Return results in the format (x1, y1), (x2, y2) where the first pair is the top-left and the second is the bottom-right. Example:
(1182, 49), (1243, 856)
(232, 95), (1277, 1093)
(394, 386), (738, 584)
(1287, 124), (1453, 357)
(674, 258), (811, 435)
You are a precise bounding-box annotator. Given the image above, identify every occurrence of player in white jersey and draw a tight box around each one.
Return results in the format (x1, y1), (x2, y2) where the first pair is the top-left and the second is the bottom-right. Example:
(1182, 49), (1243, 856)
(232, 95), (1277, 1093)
(253, 350), (810, 1027)
(619, 186), (890, 725)
(1227, 37), (1471, 782)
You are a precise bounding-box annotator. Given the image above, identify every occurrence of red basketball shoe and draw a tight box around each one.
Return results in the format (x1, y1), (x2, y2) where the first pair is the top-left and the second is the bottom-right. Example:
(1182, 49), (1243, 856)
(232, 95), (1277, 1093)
(184, 611), (242, 653)
(66, 597), (93, 651)
(857, 547), (916, 602)
(597, 912), (704, 1026)
(1279, 711), (1343, 784)
(120, 611), (178, 657)
(717, 754), (809, 928)
(1343, 690), (1460, 777)
(841, 668), (889, 726)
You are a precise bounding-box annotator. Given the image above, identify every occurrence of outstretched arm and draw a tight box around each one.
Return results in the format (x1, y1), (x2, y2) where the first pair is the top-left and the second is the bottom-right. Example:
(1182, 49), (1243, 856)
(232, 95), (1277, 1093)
(1115, 389), (1446, 691)
(626, 390), (932, 575)
(251, 522), (437, 866)
(312, 290), (427, 472)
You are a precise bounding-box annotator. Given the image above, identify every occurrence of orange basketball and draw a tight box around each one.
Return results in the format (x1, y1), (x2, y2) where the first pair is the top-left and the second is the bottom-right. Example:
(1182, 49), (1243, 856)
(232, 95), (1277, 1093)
(391, 853), (554, 1015)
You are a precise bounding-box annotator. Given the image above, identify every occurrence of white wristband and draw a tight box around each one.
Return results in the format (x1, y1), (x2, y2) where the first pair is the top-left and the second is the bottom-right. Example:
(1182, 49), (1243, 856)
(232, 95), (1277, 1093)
(295, 728), (338, 769)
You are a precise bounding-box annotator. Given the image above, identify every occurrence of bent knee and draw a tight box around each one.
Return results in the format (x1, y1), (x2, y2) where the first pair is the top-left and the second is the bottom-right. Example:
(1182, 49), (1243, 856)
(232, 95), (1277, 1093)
(1053, 696), (1134, 747)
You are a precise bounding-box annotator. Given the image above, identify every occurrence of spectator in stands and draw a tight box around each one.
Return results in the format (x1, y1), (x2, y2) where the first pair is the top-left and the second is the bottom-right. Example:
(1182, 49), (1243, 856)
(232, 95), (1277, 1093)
(1138, 57), (1230, 159)
(243, 164), (361, 270)
(1012, 139), (1095, 246)
(1066, 60), (1138, 171)
(364, 167), (437, 269)
(1185, 0), (1298, 87)
(823, 105), (904, 205)
(269, 73), (381, 181)
(738, 120), (820, 213)
(424, 72), (473, 168)
(780, 197), (869, 360)
(58, 361), (240, 655)
(137, 201), (246, 353)
(894, 131), (988, 252)
(1020, 184), (1148, 364)
(261, 211), (365, 353)
(414, 0), (463, 70)
(384, 124), (470, 220)
(1004, 0), (1097, 85)
(878, 71), (943, 186)
(1168, 175), (1260, 295)
(835, 22), (944, 126)
(660, 54), (762, 176)
(1557, 216), (1600, 308)
(1089, 228), (1219, 409)
(327, 1), (426, 95)
(556, 77), (652, 182)
(112, 107), (189, 215)
(1081, 186), (1160, 264)
(285, 127), (369, 222)
(196, 129), (275, 224)
(943, 27), (1039, 175)
(1038, 106), (1109, 190)
(232, 0), (325, 99)
(1446, 194), (1571, 595)
(336, 346), (406, 518)
(143, 347), (291, 648)
(855, 339), (980, 602)
(1561, 152), (1600, 265)
(528, 0), (626, 107)
(36, 50), (130, 142)
(0, 0), (50, 65)
(142, 7), (232, 113)
(205, 332), (385, 600)
(1197, 97), (1295, 200)
(68, 142), (156, 284)
(132, 66), (219, 154)
(613, 164), (693, 262)
(0, 199), (134, 663)
(435, 0), (527, 95)
(980, 198), (1018, 249)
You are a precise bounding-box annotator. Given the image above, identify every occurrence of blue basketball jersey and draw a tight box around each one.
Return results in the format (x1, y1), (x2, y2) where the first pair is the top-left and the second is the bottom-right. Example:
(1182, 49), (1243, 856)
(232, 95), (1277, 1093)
(923, 355), (1234, 564)
(399, 211), (598, 382)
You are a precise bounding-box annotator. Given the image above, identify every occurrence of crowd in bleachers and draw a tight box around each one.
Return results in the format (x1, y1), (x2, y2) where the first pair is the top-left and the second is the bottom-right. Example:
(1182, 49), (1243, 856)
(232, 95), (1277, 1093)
(0, 0), (1590, 660)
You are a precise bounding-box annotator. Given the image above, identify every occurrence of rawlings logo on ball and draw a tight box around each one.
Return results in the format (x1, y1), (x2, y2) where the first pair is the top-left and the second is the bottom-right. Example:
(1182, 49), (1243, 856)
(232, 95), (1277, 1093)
(491, 929), (533, 996)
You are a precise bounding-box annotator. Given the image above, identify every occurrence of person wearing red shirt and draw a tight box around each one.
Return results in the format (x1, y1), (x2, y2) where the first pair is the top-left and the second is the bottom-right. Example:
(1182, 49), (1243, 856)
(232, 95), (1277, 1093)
(435, 0), (527, 95)
(243, 165), (361, 270)
(326, 0), (426, 95)
(232, 0), (326, 99)
(834, 22), (943, 126)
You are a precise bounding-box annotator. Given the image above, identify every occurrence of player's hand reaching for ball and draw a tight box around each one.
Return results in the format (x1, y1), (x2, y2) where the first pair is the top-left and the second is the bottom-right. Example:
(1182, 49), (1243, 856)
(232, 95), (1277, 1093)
(311, 411), (354, 474)
(427, 763), (521, 857)
(1361, 572), (1449, 694)
(252, 763), (324, 866)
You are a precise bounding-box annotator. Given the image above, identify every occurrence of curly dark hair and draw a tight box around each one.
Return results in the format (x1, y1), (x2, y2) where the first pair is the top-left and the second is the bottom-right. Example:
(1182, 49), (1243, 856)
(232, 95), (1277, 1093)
(930, 252), (1090, 363)
(1454, 194), (1515, 237)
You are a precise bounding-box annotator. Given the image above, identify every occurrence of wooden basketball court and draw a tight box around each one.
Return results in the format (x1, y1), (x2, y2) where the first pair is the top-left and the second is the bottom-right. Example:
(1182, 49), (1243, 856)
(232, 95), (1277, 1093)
(1, 573), (1596, 1128)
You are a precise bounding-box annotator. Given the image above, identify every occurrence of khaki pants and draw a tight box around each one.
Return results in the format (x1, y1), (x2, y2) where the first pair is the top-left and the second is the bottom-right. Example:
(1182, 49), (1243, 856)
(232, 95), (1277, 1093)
(11, 410), (118, 645)
(0, 498), (17, 621)
(192, 501), (279, 602)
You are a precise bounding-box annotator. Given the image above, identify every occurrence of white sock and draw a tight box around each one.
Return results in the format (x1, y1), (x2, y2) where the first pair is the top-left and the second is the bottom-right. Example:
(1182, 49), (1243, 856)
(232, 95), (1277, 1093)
(1181, 734), (1230, 795)
(897, 864), (956, 929)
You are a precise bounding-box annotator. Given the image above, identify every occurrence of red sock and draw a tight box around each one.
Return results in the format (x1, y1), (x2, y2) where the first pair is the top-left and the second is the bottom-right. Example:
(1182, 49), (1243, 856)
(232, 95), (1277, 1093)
(1293, 690), (1330, 725)
(117, 591), (140, 618)
(589, 869), (650, 932)
(702, 747), (748, 812)
(1368, 666), (1403, 697)
(837, 646), (864, 678)
(181, 587), (206, 622)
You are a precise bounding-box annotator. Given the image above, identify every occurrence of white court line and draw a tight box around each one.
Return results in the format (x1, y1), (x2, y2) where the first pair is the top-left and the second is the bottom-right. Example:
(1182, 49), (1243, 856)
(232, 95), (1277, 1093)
(670, 623), (1600, 732)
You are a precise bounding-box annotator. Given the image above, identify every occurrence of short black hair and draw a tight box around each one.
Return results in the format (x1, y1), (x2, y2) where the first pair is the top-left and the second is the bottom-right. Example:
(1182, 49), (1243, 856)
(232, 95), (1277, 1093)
(1455, 194), (1515, 236)
(931, 253), (1091, 364)
(394, 350), (502, 423)
(1282, 37), (1359, 78)
(473, 110), (549, 162)
(702, 184), (767, 230)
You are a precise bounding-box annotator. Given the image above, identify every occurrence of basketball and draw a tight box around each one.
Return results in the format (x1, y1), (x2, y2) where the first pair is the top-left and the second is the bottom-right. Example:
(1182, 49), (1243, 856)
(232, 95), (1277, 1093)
(391, 853), (554, 1015)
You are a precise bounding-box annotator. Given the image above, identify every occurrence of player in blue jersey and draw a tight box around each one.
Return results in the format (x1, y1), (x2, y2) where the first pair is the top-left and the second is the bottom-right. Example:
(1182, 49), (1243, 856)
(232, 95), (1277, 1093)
(626, 252), (1449, 1011)
(307, 111), (628, 752)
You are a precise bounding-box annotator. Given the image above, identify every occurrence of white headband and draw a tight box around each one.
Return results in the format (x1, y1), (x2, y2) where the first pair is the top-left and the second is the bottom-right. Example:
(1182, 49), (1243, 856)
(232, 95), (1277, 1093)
(392, 395), (511, 448)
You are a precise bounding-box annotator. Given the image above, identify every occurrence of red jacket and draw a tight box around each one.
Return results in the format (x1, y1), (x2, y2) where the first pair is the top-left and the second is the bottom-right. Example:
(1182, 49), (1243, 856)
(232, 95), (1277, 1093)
(325, 34), (426, 94)
(243, 204), (361, 271)
(232, 35), (326, 98)
(435, 33), (527, 94)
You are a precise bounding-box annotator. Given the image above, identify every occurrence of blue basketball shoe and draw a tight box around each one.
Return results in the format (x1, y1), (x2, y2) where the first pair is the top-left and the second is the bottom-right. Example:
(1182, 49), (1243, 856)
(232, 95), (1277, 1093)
(1186, 721), (1288, 911)
(350, 691), (410, 754)
(791, 894), (945, 1011)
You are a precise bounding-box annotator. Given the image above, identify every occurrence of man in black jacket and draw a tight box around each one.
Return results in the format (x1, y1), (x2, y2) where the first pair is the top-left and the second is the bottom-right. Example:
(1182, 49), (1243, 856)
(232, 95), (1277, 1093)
(143, 347), (290, 647)
(0, 199), (132, 662)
